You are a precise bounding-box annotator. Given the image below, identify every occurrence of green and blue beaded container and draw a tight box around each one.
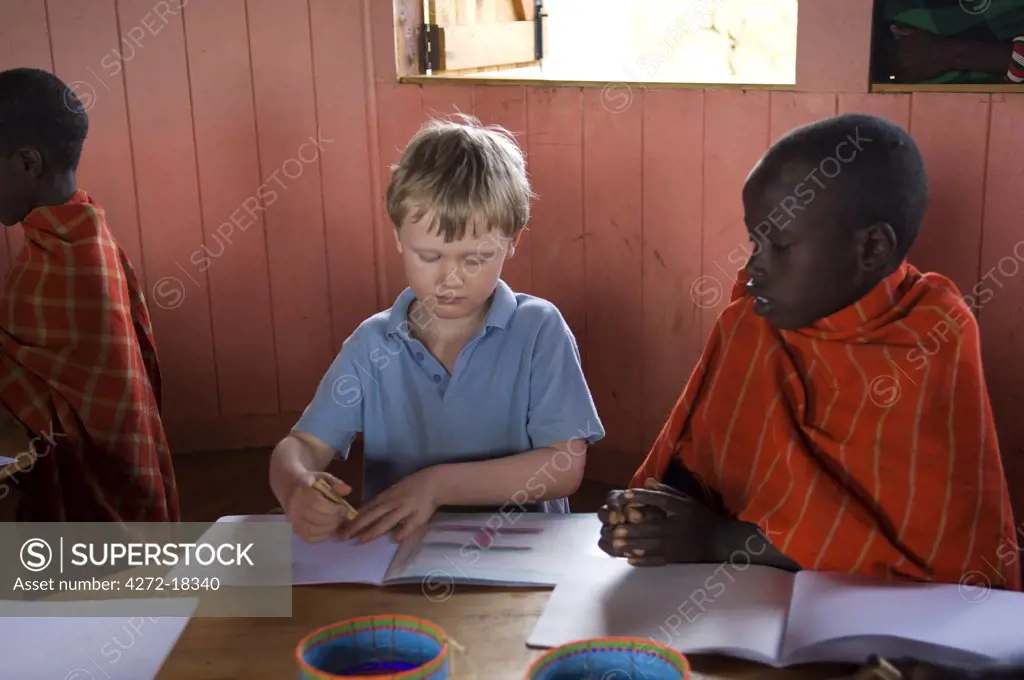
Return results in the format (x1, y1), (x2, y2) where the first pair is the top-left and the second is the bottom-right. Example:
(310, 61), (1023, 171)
(526, 638), (689, 679)
(296, 615), (450, 679)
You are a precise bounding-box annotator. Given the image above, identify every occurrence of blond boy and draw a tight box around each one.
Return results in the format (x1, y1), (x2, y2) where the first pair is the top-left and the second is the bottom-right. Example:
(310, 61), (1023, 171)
(269, 116), (605, 543)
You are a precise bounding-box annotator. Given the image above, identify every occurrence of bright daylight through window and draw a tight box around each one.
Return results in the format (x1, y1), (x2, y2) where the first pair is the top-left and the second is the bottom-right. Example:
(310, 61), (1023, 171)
(416, 0), (798, 85)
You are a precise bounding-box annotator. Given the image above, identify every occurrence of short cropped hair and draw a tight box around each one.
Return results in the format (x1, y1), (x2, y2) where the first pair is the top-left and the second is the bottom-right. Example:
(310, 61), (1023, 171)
(761, 113), (928, 261)
(0, 67), (89, 174)
(386, 114), (532, 242)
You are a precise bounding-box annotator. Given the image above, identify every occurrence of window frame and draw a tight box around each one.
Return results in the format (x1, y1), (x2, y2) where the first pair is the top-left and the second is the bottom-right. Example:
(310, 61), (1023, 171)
(393, 0), (801, 92)
(390, 0), (1024, 94)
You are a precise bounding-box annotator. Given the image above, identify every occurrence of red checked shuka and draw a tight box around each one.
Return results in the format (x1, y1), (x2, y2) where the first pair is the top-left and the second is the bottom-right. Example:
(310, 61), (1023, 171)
(0, 189), (179, 522)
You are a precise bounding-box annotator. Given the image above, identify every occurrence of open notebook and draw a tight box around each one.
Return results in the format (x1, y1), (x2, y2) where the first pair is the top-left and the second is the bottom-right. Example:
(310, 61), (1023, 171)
(0, 598), (197, 679)
(528, 555), (1024, 669)
(216, 512), (607, 587)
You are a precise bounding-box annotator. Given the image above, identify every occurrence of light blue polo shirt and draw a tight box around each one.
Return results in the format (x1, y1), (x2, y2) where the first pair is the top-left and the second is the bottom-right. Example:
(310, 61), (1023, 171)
(293, 280), (605, 514)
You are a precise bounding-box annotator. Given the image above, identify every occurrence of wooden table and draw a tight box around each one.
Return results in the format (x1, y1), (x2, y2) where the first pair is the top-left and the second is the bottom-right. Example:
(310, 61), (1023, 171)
(156, 583), (856, 679)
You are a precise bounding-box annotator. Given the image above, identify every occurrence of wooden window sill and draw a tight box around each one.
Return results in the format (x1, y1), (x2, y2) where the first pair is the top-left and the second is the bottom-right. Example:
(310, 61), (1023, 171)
(871, 83), (1024, 93)
(398, 75), (796, 91)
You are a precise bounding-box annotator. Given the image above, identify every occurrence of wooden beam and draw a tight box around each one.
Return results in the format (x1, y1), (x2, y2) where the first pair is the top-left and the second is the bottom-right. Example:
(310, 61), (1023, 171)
(393, 0), (423, 77)
(438, 20), (536, 72)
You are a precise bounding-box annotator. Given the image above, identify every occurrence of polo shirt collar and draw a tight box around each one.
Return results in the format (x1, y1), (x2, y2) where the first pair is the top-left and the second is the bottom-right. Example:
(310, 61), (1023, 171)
(386, 280), (517, 337)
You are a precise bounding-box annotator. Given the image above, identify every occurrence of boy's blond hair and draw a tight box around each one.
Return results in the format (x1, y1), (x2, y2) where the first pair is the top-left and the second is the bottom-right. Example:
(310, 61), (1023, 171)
(386, 114), (532, 243)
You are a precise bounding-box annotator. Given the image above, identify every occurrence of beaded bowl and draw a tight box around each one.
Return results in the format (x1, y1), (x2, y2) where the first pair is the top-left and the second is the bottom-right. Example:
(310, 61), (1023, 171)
(526, 638), (690, 679)
(296, 615), (450, 679)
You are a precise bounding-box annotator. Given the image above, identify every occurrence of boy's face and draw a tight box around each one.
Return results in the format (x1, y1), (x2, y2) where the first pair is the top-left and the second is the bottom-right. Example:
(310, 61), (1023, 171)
(0, 147), (39, 227)
(394, 212), (518, 323)
(741, 171), (867, 330)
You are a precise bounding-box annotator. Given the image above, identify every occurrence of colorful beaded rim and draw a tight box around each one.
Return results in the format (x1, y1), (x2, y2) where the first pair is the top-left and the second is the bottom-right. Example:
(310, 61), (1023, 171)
(295, 615), (450, 680)
(1008, 37), (1024, 83)
(526, 638), (690, 680)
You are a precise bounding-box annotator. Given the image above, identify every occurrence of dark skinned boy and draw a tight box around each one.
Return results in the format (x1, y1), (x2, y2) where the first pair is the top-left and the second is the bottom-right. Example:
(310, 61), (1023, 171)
(599, 113), (1019, 591)
(0, 67), (178, 521)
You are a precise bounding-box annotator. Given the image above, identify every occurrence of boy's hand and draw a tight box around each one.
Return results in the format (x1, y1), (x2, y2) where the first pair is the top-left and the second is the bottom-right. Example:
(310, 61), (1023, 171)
(340, 468), (440, 543)
(598, 482), (721, 566)
(285, 472), (353, 544)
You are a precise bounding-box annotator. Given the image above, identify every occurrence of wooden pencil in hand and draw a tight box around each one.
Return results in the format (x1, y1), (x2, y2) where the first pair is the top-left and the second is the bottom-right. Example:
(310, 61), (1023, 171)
(311, 477), (358, 521)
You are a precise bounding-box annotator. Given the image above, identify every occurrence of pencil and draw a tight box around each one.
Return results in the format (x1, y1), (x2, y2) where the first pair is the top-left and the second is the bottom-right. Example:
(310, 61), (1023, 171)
(311, 478), (358, 520)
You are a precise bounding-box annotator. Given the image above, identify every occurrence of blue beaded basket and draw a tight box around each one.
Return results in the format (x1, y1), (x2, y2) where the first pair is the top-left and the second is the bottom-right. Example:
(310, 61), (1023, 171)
(526, 638), (689, 680)
(296, 615), (449, 680)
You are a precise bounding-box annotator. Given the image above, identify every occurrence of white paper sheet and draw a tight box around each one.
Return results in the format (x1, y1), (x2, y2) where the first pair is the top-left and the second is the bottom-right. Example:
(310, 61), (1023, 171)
(529, 551), (1024, 669)
(291, 533), (401, 585)
(781, 570), (1024, 667)
(527, 555), (797, 665)
(215, 514), (402, 585)
(0, 598), (197, 680)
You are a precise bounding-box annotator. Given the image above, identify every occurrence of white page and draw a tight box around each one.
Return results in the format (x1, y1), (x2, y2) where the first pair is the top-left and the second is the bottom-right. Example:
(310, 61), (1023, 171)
(392, 512), (610, 587)
(0, 598), (197, 680)
(781, 571), (1024, 667)
(291, 533), (400, 585)
(527, 555), (796, 665)
(214, 514), (400, 586)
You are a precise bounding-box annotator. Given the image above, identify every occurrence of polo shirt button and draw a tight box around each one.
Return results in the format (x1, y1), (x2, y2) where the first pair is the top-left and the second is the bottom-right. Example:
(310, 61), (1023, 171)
(433, 375), (442, 383)
(416, 352), (424, 360)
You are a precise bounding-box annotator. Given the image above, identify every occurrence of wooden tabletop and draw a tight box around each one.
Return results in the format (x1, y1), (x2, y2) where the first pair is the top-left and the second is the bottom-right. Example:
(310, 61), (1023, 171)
(155, 583), (857, 679)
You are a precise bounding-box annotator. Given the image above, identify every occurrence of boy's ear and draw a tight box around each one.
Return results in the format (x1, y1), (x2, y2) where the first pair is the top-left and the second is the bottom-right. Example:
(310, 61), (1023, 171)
(392, 227), (404, 254)
(858, 222), (897, 270)
(508, 228), (526, 256)
(17, 148), (45, 178)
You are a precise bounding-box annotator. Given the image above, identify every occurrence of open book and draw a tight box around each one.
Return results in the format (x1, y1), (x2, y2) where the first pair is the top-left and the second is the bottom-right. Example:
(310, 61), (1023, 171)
(217, 512), (606, 587)
(527, 555), (1024, 669)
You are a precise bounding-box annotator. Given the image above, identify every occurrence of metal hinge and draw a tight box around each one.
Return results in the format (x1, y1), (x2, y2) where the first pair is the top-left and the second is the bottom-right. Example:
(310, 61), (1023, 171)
(534, 1), (546, 61)
(419, 23), (441, 72)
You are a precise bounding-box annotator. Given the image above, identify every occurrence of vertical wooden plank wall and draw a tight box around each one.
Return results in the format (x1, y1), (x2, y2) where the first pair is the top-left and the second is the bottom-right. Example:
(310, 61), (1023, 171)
(978, 96), (1024, 515)
(3, 0), (1024, 508)
(639, 91), (704, 451)
(184, 0), (278, 418)
(526, 87), (586, 367)
(118, 0), (219, 425)
(581, 89), (644, 462)
(309, 0), (380, 355)
(247, 0), (334, 414)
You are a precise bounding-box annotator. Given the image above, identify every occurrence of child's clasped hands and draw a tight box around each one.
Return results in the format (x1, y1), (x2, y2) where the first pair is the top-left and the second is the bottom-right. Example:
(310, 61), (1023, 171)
(598, 478), (722, 566)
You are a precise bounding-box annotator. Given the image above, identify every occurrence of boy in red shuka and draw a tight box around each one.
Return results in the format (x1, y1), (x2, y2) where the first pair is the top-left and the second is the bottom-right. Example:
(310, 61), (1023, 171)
(0, 67), (179, 522)
(600, 113), (1020, 591)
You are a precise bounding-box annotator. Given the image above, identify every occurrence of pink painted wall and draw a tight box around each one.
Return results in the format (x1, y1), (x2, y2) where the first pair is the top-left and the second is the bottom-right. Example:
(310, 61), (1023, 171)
(2, 0), (1022, 512)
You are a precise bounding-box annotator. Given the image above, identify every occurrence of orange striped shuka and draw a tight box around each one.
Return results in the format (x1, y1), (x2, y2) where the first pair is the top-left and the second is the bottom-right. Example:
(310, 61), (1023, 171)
(632, 260), (1021, 589)
(0, 189), (179, 522)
